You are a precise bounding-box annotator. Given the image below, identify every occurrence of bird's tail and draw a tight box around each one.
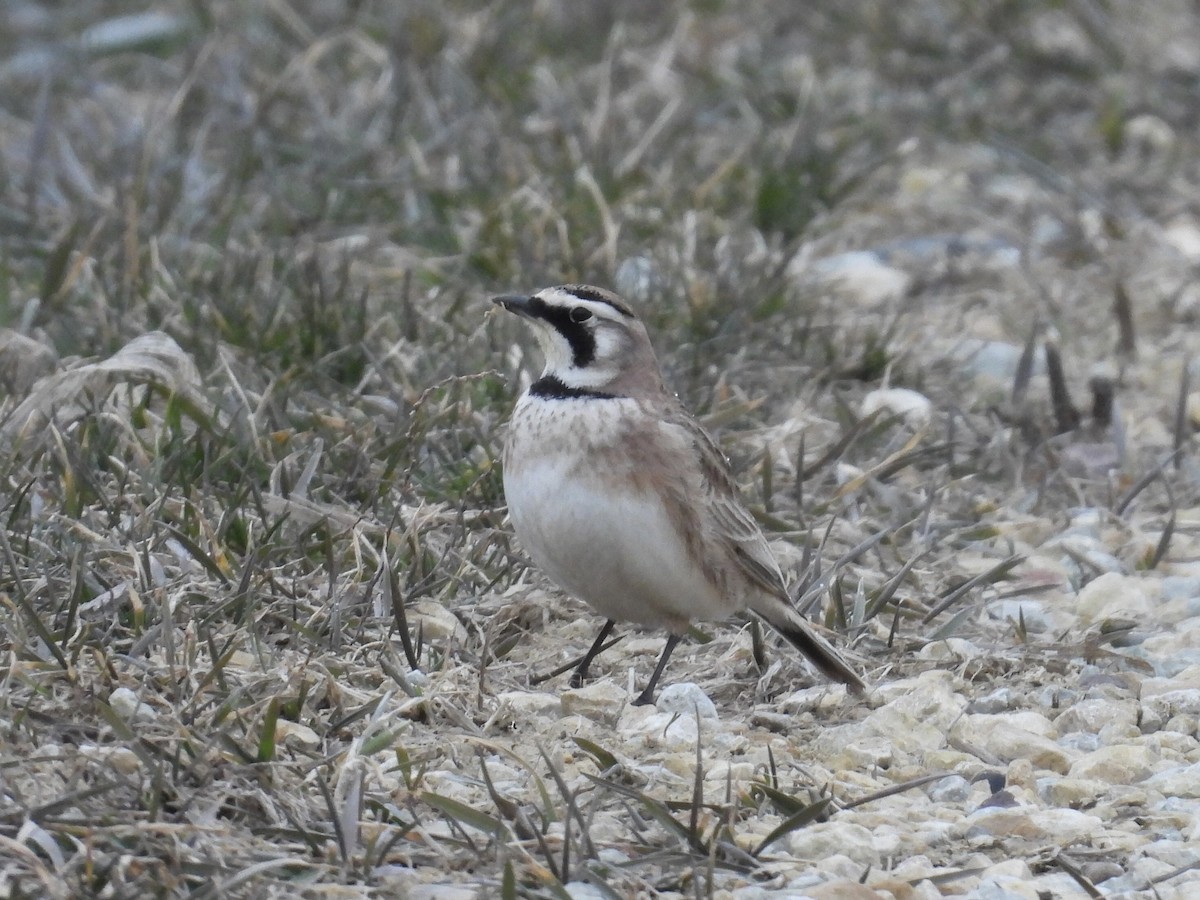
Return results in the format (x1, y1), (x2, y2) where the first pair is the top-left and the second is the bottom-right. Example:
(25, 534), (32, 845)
(751, 595), (867, 694)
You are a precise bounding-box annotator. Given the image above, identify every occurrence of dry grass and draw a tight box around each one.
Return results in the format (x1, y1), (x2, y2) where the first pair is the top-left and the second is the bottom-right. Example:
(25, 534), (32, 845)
(2, 1), (1200, 897)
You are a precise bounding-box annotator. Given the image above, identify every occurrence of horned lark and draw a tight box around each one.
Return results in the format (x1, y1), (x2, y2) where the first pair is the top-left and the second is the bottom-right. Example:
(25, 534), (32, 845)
(492, 284), (865, 705)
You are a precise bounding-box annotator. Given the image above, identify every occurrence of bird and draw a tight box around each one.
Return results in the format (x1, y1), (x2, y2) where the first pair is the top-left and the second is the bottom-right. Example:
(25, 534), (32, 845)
(491, 284), (866, 705)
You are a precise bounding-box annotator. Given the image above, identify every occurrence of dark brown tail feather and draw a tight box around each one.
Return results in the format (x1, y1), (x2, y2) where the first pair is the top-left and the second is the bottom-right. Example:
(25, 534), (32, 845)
(752, 597), (867, 694)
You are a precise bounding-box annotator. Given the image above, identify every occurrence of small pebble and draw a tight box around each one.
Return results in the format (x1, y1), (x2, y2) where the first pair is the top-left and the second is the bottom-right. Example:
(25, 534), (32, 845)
(108, 687), (156, 722)
(655, 682), (718, 719)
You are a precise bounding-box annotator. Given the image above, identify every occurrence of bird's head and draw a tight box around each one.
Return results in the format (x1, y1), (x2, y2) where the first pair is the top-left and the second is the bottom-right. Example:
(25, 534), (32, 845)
(492, 285), (665, 396)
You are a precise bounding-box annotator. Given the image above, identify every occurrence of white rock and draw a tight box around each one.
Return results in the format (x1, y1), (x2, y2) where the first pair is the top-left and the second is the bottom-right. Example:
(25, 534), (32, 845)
(276, 720), (320, 749)
(917, 637), (984, 661)
(786, 821), (879, 867)
(596, 847), (630, 866)
(561, 682), (627, 726)
(408, 887), (476, 900)
(1057, 537), (1126, 579)
(476, 757), (523, 795)
(1144, 762), (1200, 798)
(409, 600), (468, 642)
(108, 687), (156, 722)
(854, 706), (946, 755)
(907, 881), (946, 900)
(868, 669), (964, 717)
(1037, 686), (1079, 710)
(1066, 508), (1105, 533)
(967, 710), (1057, 739)
(495, 690), (561, 720)
(780, 872), (827, 894)
(812, 732), (894, 769)
(803, 250), (913, 305)
(655, 682), (717, 719)
(969, 687), (1017, 713)
(972, 875), (1042, 899)
(1147, 730), (1199, 755)
(835, 462), (865, 486)
(1028, 8), (1094, 63)
(1143, 690), (1200, 726)
(0, 329), (57, 394)
(1142, 665), (1200, 696)
(1101, 862), (1180, 896)
(1097, 721), (1140, 746)
(79, 743), (142, 775)
(966, 806), (1101, 843)
(971, 861), (1042, 899)
(952, 339), (1045, 383)
(1163, 714), (1199, 736)
(890, 854), (938, 882)
(706, 761), (756, 782)
(733, 885), (800, 900)
(1074, 573), (1156, 625)
(1006, 756), (1036, 790)
(808, 851), (866, 881)
(957, 712), (1072, 773)
(1140, 837), (1200, 869)
(1054, 698), (1139, 735)
(860, 387), (933, 426)
(1068, 744), (1158, 783)
(1125, 114), (1176, 153)
(870, 824), (906, 858)
(1035, 775), (1107, 807)
(624, 710), (703, 751)
(564, 882), (608, 900)
(802, 885), (885, 900)
(1080, 859), (1125, 885)
(814, 671), (965, 764)
(981, 860), (1034, 882)
(1161, 575), (1200, 603)
(1165, 219), (1200, 263)
(1139, 701), (1169, 733)
(779, 684), (853, 715)
(1180, 284), (1200, 321)
(929, 775), (971, 802)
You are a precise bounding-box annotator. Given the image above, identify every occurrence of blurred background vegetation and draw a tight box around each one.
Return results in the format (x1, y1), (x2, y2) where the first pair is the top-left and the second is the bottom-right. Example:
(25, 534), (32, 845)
(2, 1), (1199, 896)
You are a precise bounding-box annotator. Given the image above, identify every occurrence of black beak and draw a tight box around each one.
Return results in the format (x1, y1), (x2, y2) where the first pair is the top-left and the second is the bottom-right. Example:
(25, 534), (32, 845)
(492, 294), (533, 316)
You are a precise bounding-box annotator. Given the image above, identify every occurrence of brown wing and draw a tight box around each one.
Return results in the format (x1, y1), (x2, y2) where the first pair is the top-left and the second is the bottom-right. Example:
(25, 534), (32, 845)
(662, 403), (866, 692)
(662, 405), (792, 601)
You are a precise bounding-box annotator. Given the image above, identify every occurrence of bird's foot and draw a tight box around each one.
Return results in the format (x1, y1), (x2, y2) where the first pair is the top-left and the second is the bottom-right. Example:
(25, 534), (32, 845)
(631, 687), (657, 707)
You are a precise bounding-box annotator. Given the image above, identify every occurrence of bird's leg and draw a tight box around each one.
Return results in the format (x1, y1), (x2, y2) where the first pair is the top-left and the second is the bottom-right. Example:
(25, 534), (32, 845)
(570, 619), (617, 688)
(633, 633), (682, 706)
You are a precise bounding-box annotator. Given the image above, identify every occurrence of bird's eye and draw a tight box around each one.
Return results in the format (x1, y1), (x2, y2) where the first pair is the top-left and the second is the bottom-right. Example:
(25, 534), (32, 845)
(569, 306), (592, 323)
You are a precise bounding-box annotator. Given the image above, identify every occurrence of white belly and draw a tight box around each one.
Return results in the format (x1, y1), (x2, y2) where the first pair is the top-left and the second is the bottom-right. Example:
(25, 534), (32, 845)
(503, 400), (736, 631)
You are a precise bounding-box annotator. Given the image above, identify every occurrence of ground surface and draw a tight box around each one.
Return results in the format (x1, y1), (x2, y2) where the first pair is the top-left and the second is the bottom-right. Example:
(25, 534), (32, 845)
(3, 2), (1200, 898)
